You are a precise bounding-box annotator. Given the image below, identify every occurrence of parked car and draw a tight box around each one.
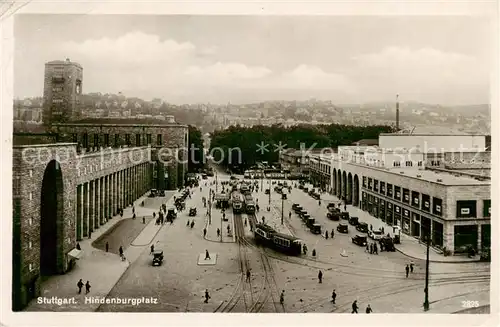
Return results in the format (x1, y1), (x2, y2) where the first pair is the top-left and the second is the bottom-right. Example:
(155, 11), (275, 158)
(265, 189), (270, 195)
(368, 229), (383, 240)
(327, 202), (337, 210)
(158, 190), (165, 197)
(356, 222), (368, 233)
(337, 223), (348, 234)
(292, 203), (300, 210)
(327, 212), (340, 221)
(348, 216), (359, 226)
(189, 207), (197, 216)
(352, 234), (368, 246)
(152, 250), (164, 266)
(310, 223), (322, 234)
(379, 236), (396, 252)
(340, 212), (350, 220)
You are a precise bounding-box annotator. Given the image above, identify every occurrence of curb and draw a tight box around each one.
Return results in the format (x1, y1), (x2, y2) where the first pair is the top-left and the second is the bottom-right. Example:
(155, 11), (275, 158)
(395, 247), (482, 264)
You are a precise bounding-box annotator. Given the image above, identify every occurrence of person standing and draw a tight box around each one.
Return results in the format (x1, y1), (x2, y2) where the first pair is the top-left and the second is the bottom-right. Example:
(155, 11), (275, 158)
(289, 211), (291, 219)
(280, 290), (285, 305)
(331, 229), (334, 238)
(105, 242), (109, 252)
(119, 246), (124, 257)
(203, 228), (207, 237)
(205, 249), (211, 260)
(405, 264), (410, 278)
(150, 245), (154, 255)
(373, 243), (378, 255)
(410, 262), (414, 273)
(366, 304), (373, 313)
(77, 279), (84, 294)
(85, 281), (91, 294)
(204, 289), (211, 303)
(325, 231), (329, 239)
(331, 290), (337, 304)
(318, 270), (323, 283)
(217, 228), (220, 238)
(352, 300), (359, 313)
(246, 269), (251, 282)
(143, 217), (146, 224)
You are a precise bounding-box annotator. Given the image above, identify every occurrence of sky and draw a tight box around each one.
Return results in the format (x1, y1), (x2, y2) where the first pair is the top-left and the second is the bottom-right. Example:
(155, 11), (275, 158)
(14, 15), (493, 105)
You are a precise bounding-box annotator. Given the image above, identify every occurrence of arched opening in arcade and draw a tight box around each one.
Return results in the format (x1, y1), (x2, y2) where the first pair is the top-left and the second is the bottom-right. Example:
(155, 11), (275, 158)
(337, 170), (342, 198)
(347, 173), (353, 205)
(332, 168), (337, 195)
(353, 174), (360, 207)
(342, 171), (347, 202)
(40, 160), (64, 276)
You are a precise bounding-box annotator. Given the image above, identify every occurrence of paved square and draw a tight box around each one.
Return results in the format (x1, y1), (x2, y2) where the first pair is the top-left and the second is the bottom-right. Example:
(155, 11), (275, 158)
(198, 253), (217, 265)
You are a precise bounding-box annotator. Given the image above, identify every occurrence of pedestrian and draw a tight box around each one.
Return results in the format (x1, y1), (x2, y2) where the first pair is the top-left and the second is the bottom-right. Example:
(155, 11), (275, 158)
(410, 262), (414, 273)
(76, 243), (81, 250)
(381, 226), (385, 234)
(405, 264), (410, 278)
(244, 219), (247, 226)
(370, 224), (373, 231)
(217, 228), (220, 238)
(262, 216), (265, 224)
(280, 290), (285, 305)
(289, 211), (291, 219)
(373, 243), (378, 255)
(143, 217), (146, 224)
(204, 289), (211, 303)
(318, 200), (321, 206)
(331, 289), (336, 304)
(370, 243), (373, 254)
(133, 213), (136, 219)
(187, 220), (190, 227)
(366, 304), (373, 313)
(227, 225), (230, 233)
(132, 206), (135, 214)
(331, 229), (334, 238)
(88, 230), (92, 239)
(325, 231), (329, 239)
(191, 221), (195, 229)
(312, 249), (316, 258)
(352, 300), (359, 313)
(344, 204), (347, 211)
(153, 212), (156, 218)
(203, 228), (207, 237)
(205, 249), (211, 260)
(366, 243), (370, 253)
(119, 246), (124, 256)
(246, 269), (251, 282)
(77, 279), (84, 294)
(318, 270), (323, 283)
(303, 244), (308, 255)
(85, 281), (91, 294)
(105, 242), (109, 252)
(150, 244), (154, 254)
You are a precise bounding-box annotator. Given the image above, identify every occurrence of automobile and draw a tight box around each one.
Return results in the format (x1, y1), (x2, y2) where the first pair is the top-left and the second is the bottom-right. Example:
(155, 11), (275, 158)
(310, 223), (322, 234)
(356, 222), (368, 233)
(348, 216), (359, 226)
(327, 202), (337, 210)
(189, 207), (197, 216)
(337, 223), (348, 234)
(265, 189), (270, 195)
(302, 213), (311, 221)
(327, 212), (340, 221)
(379, 236), (396, 252)
(158, 190), (165, 197)
(202, 174), (208, 179)
(282, 193), (287, 199)
(340, 212), (350, 220)
(298, 184), (304, 190)
(152, 250), (164, 266)
(167, 208), (177, 220)
(352, 234), (368, 246)
(294, 205), (304, 213)
(292, 203), (300, 210)
(368, 229), (383, 240)
(306, 217), (316, 228)
(148, 189), (157, 198)
(230, 175), (237, 180)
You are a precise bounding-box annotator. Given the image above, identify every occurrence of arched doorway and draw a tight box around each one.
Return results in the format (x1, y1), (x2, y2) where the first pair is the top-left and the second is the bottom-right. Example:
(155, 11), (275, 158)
(353, 175), (359, 207)
(342, 171), (347, 201)
(347, 173), (353, 204)
(332, 168), (337, 194)
(337, 170), (342, 198)
(40, 160), (64, 276)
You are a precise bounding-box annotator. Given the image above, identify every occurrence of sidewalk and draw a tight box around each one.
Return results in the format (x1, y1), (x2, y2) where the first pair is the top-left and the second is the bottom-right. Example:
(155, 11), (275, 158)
(26, 191), (176, 312)
(316, 190), (479, 263)
(202, 188), (235, 243)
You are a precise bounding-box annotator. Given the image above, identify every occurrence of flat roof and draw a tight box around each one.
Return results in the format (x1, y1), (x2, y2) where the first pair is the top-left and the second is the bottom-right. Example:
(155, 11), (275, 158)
(54, 118), (187, 127)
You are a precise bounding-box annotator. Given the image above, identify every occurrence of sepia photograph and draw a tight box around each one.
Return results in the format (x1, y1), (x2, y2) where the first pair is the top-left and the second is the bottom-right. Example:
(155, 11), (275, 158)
(1, 1), (498, 325)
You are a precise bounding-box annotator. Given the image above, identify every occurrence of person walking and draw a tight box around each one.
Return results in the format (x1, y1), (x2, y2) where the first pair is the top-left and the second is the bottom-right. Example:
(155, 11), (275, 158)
(325, 231), (329, 239)
(143, 217), (146, 224)
(318, 270), (323, 283)
(203, 228), (207, 237)
(246, 269), (251, 282)
(105, 242), (109, 252)
(312, 249), (316, 258)
(289, 211), (291, 219)
(366, 304), (373, 313)
(85, 281), (91, 294)
(204, 289), (211, 303)
(280, 290), (285, 305)
(352, 300), (359, 313)
(370, 243), (373, 254)
(150, 245), (154, 255)
(217, 228), (220, 238)
(190, 221), (195, 229)
(344, 204), (347, 211)
(77, 279), (84, 294)
(331, 229), (334, 238)
(331, 289), (337, 304)
(410, 262), (414, 273)
(76, 243), (81, 250)
(405, 264), (410, 278)
(205, 249), (211, 260)
(366, 243), (370, 253)
(373, 243), (378, 255)
(88, 230), (92, 239)
(244, 219), (247, 227)
(119, 246), (124, 257)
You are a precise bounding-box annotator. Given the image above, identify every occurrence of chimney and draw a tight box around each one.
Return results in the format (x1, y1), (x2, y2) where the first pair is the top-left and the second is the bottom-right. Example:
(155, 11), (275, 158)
(165, 115), (175, 123)
(396, 94), (400, 130)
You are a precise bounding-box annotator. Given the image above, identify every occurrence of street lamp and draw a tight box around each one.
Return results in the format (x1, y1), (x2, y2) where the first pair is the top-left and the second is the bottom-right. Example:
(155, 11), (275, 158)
(281, 193), (285, 225)
(216, 171), (218, 193)
(423, 226), (431, 311)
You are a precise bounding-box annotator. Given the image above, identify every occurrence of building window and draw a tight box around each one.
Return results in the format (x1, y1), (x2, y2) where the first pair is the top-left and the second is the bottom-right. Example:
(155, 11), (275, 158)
(483, 200), (491, 217)
(52, 86), (63, 92)
(405, 161), (413, 167)
(104, 134), (110, 147)
(393, 161), (401, 167)
(29, 170), (33, 178)
(72, 133), (78, 143)
(362, 176), (367, 188)
(136, 134), (141, 146)
(386, 183), (393, 197)
(456, 200), (477, 218)
(411, 191), (420, 208)
(157, 134), (162, 145)
(402, 188), (410, 204)
(82, 133), (88, 148)
(417, 161), (423, 166)
(394, 186), (401, 201)
(146, 134), (152, 145)
(93, 134), (99, 147)
(422, 194), (430, 212)
(125, 134), (131, 146)
(29, 192), (32, 201)
(374, 180), (379, 192)
(114, 134), (120, 147)
(380, 182), (385, 194)
(368, 178), (372, 190)
(432, 197), (442, 216)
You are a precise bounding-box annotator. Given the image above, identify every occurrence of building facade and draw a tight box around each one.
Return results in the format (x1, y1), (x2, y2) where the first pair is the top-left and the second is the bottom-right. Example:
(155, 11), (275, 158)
(43, 59), (83, 125)
(308, 134), (491, 256)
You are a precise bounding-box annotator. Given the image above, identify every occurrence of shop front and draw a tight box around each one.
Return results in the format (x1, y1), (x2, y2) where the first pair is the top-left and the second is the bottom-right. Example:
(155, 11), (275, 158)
(432, 220), (444, 247)
(411, 212), (420, 238)
(402, 208), (410, 235)
(386, 202), (393, 225)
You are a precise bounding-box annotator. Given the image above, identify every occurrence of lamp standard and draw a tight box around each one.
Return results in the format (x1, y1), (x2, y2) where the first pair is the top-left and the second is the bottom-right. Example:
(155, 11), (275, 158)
(268, 176), (271, 205)
(281, 193), (285, 225)
(215, 171), (218, 193)
(423, 226), (431, 311)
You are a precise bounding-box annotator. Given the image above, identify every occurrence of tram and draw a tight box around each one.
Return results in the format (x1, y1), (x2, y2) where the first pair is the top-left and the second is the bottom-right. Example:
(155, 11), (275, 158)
(231, 192), (244, 213)
(253, 223), (302, 256)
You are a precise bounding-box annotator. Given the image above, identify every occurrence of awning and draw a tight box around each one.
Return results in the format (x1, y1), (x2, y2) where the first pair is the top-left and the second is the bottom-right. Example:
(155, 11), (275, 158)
(68, 248), (83, 260)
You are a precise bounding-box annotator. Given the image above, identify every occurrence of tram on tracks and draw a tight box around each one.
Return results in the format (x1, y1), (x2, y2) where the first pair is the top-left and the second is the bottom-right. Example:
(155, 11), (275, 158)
(231, 192), (244, 213)
(253, 223), (302, 256)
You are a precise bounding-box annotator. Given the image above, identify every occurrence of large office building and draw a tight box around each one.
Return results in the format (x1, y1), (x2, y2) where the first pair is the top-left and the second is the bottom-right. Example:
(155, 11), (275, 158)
(42, 58), (83, 125)
(308, 133), (491, 256)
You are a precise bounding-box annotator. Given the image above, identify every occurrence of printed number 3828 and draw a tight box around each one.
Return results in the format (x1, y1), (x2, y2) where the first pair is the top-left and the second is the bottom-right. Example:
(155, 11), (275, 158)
(462, 301), (479, 308)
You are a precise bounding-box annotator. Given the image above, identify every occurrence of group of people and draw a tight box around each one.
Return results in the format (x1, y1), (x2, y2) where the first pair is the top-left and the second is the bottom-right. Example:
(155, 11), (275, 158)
(76, 279), (91, 294)
(366, 242), (379, 255)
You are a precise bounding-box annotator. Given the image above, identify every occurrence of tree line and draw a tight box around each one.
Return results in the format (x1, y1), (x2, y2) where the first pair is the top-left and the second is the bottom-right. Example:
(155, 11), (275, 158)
(209, 124), (396, 172)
